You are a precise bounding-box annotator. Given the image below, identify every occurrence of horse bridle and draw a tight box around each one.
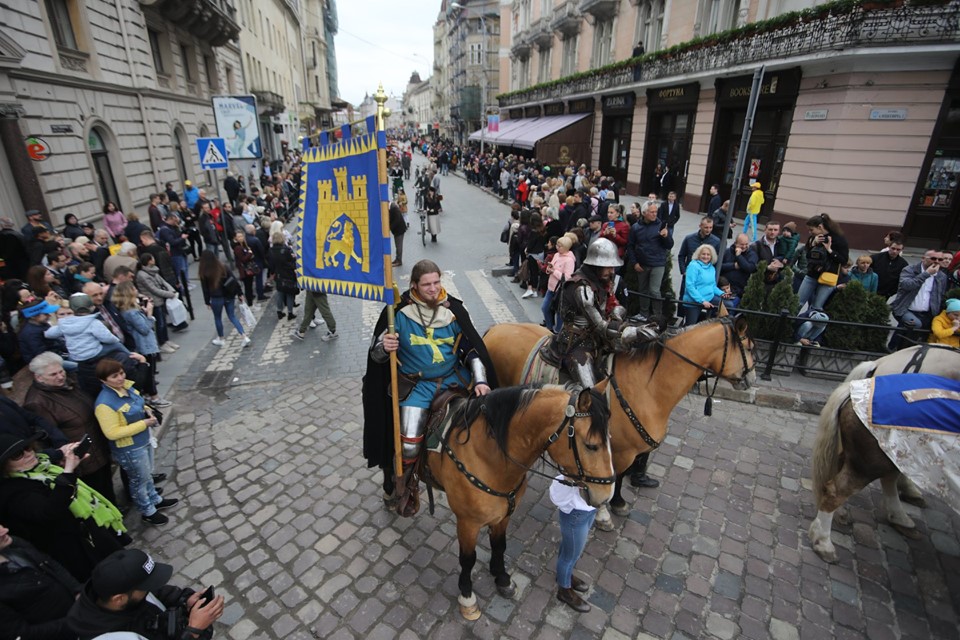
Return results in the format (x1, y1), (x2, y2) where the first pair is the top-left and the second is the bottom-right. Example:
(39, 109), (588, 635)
(608, 317), (755, 446)
(441, 387), (615, 516)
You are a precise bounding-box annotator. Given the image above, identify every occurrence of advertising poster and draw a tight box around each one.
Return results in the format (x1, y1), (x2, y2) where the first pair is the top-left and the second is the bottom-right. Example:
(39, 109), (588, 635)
(212, 95), (262, 160)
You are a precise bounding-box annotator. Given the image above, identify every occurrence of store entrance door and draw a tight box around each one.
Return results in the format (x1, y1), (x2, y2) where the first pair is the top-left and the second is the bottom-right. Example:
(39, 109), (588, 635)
(642, 111), (694, 200)
(905, 95), (960, 249)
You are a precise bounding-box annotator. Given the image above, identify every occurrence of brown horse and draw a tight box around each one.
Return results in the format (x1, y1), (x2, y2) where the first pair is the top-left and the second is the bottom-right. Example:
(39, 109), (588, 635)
(427, 384), (615, 620)
(484, 317), (755, 530)
(808, 345), (960, 562)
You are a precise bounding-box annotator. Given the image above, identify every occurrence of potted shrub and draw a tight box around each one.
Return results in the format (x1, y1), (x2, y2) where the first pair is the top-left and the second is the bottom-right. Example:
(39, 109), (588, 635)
(738, 263), (801, 375)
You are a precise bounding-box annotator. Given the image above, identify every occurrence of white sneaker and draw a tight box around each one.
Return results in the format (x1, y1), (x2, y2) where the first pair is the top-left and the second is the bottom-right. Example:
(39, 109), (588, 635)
(166, 342), (180, 350)
(242, 336), (252, 347)
(212, 337), (224, 346)
(309, 319), (323, 328)
(159, 344), (176, 354)
(321, 331), (338, 342)
(187, 283), (197, 290)
(522, 290), (536, 299)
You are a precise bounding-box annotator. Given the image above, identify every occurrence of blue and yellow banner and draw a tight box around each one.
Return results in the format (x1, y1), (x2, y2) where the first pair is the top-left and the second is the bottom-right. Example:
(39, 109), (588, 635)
(296, 121), (393, 303)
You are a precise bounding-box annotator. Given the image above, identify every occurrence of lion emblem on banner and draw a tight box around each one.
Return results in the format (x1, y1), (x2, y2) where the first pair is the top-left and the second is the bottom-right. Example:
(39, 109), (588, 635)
(323, 215), (362, 270)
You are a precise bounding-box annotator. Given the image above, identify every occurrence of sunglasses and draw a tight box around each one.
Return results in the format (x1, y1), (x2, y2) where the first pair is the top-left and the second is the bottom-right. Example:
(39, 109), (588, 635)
(8, 448), (29, 461)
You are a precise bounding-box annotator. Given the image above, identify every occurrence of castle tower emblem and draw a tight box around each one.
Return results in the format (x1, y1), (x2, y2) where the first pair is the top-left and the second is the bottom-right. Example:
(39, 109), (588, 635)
(315, 167), (370, 273)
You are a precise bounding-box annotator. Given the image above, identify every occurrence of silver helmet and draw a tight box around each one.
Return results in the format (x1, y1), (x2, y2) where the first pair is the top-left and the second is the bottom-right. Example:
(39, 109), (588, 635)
(584, 237), (623, 268)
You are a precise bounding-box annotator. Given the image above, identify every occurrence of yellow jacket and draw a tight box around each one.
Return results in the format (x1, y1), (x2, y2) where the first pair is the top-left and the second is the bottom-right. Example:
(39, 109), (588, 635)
(929, 311), (960, 348)
(94, 380), (149, 449)
(746, 189), (765, 215)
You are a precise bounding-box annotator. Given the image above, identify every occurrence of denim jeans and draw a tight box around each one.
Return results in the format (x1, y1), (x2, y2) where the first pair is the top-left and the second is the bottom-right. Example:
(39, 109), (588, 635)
(541, 289), (557, 331)
(276, 291), (295, 314)
(556, 508), (596, 588)
(797, 275), (834, 311)
(171, 254), (189, 290)
(681, 296), (720, 327)
(210, 296), (244, 338)
(113, 444), (160, 516)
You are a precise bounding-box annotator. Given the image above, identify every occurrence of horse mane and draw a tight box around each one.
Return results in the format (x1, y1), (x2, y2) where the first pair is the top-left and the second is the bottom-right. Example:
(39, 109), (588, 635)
(452, 384), (610, 455)
(618, 317), (728, 377)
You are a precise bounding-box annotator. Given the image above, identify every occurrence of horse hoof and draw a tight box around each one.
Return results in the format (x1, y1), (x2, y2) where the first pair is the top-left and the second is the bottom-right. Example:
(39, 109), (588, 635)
(610, 502), (630, 517)
(496, 581), (517, 598)
(458, 594), (481, 621)
(813, 544), (839, 563)
(900, 494), (926, 508)
(594, 518), (615, 532)
(892, 523), (922, 539)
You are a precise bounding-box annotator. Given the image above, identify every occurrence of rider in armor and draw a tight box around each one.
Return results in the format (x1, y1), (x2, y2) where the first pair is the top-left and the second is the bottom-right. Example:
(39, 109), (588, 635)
(549, 237), (655, 388)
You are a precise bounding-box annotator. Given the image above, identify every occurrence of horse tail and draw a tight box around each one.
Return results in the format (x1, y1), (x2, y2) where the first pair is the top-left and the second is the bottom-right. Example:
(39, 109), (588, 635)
(811, 382), (851, 506)
(844, 359), (878, 382)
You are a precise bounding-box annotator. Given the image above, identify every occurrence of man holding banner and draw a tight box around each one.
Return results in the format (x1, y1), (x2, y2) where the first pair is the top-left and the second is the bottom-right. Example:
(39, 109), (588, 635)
(362, 259), (498, 517)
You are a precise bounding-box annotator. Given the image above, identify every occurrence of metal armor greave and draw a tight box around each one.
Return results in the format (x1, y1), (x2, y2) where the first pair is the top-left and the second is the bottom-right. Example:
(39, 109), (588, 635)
(572, 359), (598, 388)
(399, 406), (429, 465)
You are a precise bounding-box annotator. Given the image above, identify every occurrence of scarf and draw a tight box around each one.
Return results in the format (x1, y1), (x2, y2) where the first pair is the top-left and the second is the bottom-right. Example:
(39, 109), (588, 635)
(400, 288), (455, 329)
(9, 454), (127, 534)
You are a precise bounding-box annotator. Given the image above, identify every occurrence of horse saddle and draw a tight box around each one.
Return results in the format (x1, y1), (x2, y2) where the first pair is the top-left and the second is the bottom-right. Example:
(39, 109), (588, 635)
(424, 388), (470, 454)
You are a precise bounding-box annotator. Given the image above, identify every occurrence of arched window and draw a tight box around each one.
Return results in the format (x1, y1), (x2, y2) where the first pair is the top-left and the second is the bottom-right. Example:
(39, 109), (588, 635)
(88, 127), (119, 205)
(173, 125), (189, 185)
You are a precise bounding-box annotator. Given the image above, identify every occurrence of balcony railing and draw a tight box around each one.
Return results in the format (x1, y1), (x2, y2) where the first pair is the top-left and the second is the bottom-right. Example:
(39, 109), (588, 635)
(499, 1), (960, 107)
(139, 0), (240, 46)
(530, 17), (554, 48)
(251, 89), (286, 116)
(579, 0), (619, 20)
(550, 0), (581, 35)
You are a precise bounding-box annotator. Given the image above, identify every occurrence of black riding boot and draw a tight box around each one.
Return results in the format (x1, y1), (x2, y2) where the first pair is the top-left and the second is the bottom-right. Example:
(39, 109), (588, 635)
(629, 452), (660, 488)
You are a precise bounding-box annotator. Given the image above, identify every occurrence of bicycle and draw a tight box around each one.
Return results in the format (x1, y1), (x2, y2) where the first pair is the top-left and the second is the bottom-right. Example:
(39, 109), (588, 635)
(418, 209), (427, 246)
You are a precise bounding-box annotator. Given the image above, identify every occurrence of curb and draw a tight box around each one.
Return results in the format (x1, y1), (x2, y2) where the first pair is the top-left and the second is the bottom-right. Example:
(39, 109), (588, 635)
(690, 380), (828, 415)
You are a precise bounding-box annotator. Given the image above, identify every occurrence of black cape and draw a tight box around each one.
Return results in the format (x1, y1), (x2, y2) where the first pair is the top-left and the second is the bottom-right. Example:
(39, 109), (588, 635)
(361, 291), (499, 470)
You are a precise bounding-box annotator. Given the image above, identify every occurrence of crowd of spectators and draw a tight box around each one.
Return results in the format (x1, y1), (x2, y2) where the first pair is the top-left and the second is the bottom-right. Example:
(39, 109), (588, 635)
(0, 157), (306, 635)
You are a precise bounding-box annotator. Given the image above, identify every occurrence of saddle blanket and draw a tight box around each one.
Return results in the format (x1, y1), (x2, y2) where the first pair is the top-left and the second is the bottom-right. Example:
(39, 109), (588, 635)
(849, 374), (960, 514)
(426, 397), (465, 454)
(521, 335), (561, 386)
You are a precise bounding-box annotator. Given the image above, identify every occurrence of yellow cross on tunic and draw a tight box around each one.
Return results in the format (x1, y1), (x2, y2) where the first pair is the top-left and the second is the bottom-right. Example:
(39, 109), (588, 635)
(409, 327), (455, 363)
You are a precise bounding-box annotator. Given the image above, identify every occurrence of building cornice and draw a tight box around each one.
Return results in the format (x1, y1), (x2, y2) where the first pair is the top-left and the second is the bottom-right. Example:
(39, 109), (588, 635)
(9, 68), (217, 108)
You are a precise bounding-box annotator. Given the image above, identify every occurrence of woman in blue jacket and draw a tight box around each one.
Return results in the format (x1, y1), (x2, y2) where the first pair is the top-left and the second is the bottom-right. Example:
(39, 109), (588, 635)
(682, 244), (726, 326)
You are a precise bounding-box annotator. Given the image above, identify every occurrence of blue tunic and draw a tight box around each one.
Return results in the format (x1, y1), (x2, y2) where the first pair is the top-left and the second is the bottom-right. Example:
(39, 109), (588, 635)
(395, 311), (470, 408)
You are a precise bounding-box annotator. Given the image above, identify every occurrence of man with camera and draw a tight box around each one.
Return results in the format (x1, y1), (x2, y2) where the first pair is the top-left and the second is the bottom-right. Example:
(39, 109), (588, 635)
(68, 549), (224, 639)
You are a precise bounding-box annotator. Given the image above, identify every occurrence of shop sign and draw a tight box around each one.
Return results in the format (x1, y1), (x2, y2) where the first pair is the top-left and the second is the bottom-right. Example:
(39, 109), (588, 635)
(804, 109), (828, 120)
(26, 136), (51, 161)
(869, 108), (907, 121)
(50, 124), (73, 134)
(544, 102), (565, 116)
(602, 92), (635, 113)
(524, 105), (541, 118)
(718, 68), (802, 105)
(568, 98), (595, 114)
(509, 108), (524, 119)
(647, 82), (700, 108)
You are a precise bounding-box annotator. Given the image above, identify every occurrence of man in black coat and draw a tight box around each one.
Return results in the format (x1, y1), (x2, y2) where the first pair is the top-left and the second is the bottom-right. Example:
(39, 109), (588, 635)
(871, 241), (909, 299)
(658, 191), (681, 229)
(0, 526), (81, 640)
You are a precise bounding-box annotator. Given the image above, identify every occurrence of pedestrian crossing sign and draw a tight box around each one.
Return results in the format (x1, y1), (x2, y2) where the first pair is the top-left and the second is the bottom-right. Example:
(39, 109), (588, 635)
(197, 137), (229, 170)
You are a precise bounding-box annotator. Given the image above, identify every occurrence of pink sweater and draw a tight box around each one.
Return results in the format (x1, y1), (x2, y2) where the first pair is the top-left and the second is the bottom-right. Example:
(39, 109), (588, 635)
(547, 251), (576, 292)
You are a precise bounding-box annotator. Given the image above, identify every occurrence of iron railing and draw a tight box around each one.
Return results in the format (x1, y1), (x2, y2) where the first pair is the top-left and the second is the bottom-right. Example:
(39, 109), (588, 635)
(499, 3), (960, 107)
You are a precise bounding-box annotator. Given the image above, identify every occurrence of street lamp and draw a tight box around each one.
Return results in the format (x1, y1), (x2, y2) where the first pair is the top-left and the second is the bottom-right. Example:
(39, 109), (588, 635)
(450, 1), (491, 153)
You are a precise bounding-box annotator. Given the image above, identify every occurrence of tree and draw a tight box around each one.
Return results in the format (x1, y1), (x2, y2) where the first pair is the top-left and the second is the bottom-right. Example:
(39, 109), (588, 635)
(821, 280), (891, 352)
(738, 262), (799, 341)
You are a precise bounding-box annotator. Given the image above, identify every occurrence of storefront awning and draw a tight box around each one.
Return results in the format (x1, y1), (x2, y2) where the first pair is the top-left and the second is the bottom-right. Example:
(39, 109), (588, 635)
(468, 113), (591, 150)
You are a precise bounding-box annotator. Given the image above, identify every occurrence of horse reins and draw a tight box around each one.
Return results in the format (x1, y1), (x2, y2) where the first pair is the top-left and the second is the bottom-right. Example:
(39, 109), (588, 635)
(441, 387), (615, 515)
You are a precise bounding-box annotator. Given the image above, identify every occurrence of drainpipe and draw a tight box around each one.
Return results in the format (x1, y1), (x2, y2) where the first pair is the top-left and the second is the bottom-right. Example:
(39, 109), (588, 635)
(113, 0), (162, 192)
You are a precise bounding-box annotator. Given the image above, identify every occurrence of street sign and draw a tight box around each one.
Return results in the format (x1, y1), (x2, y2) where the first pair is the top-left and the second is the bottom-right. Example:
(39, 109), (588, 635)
(197, 137), (228, 170)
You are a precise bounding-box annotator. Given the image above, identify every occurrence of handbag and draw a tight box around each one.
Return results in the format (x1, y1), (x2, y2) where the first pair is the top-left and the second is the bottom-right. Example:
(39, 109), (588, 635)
(223, 275), (242, 298)
(817, 270), (839, 287)
(165, 296), (188, 326)
(500, 224), (510, 243)
(238, 300), (256, 328)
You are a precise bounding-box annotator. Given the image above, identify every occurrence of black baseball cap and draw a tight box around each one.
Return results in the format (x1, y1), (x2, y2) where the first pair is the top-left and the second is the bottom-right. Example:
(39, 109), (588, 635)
(91, 549), (173, 597)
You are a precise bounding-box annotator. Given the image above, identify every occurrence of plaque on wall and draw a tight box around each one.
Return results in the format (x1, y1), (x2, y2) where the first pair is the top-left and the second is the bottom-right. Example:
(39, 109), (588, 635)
(646, 82), (701, 109)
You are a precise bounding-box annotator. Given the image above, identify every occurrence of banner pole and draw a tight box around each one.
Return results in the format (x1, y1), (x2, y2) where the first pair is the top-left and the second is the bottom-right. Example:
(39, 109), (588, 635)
(374, 84), (403, 490)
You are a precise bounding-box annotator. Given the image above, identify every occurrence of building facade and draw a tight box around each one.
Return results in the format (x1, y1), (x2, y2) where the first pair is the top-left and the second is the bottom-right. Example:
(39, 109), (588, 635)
(433, 0), (501, 144)
(402, 72), (434, 134)
(0, 0), (242, 229)
(496, 0), (960, 249)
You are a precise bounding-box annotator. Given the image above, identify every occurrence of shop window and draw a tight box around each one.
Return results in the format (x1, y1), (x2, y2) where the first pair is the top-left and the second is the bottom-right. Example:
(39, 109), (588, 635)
(561, 34), (578, 76)
(89, 128), (120, 206)
(592, 18), (614, 68)
(636, 0), (665, 52)
(45, 0), (79, 50)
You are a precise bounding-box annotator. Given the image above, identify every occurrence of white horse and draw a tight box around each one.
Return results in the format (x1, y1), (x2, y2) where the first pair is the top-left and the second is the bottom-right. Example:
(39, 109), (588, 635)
(808, 345), (960, 562)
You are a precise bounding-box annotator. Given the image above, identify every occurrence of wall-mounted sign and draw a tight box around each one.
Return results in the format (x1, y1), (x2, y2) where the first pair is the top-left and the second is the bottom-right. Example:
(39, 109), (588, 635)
(524, 105), (541, 118)
(602, 92), (635, 113)
(25, 136), (51, 161)
(543, 102), (565, 116)
(647, 82), (700, 108)
(568, 98), (595, 114)
(50, 124), (73, 134)
(804, 109), (828, 120)
(211, 94), (262, 159)
(870, 108), (907, 121)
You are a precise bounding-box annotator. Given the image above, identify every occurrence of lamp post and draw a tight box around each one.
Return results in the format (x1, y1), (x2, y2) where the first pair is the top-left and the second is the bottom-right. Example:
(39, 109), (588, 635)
(451, 2), (490, 153)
